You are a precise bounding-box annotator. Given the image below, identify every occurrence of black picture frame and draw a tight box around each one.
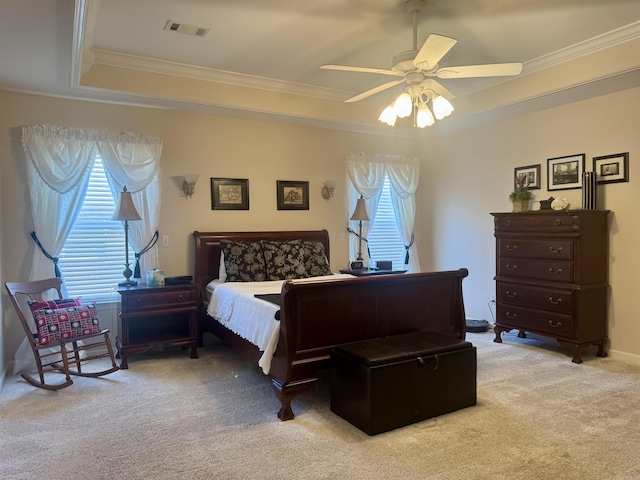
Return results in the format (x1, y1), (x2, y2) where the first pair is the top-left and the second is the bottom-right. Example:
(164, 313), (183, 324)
(211, 178), (249, 210)
(514, 164), (541, 190)
(547, 154), (585, 191)
(277, 180), (309, 210)
(593, 152), (629, 184)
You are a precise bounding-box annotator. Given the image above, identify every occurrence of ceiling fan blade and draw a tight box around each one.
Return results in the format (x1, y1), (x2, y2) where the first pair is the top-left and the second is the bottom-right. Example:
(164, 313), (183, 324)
(420, 79), (455, 101)
(321, 65), (403, 77)
(345, 79), (405, 103)
(436, 63), (523, 79)
(413, 34), (458, 70)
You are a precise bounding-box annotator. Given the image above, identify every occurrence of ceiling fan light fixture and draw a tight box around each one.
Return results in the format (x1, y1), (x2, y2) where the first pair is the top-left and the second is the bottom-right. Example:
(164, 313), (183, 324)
(432, 95), (454, 120)
(378, 105), (397, 126)
(393, 92), (413, 118)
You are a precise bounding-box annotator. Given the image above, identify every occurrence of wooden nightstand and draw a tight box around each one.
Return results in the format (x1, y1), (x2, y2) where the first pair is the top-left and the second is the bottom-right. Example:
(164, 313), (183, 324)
(116, 282), (199, 369)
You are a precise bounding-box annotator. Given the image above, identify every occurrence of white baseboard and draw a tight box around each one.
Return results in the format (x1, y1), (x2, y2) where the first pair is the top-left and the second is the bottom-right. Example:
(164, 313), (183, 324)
(608, 348), (640, 366)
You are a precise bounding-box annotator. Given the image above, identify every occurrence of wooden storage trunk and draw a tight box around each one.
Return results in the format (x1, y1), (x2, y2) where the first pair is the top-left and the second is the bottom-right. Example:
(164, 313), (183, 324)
(330, 331), (476, 435)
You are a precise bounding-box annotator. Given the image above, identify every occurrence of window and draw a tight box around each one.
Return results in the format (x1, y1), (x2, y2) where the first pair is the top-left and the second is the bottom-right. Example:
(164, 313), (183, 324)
(365, 175), (406, 269)
(58, 155), (134, 303)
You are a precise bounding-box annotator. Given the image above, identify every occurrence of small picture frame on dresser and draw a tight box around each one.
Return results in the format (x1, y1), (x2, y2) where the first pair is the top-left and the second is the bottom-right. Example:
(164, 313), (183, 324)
(547, 154), (585, 191)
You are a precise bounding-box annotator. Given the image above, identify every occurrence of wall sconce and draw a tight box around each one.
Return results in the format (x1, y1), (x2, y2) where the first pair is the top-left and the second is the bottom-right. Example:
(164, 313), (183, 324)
(321, 180), (336, 200)
(182, 173), (199, 199)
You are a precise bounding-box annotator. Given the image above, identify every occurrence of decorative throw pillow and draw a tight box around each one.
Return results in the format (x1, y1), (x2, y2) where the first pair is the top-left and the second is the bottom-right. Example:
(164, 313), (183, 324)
(261, 240), (308, 281)
(302, 241), (333, 277)
(32, 303), (102, 345)
(28, 297), (82, 314)
(220, 240), (267, 282)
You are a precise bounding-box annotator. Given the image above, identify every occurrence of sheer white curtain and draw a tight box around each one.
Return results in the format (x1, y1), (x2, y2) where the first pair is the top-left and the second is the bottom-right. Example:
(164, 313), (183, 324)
(345, 153), (420, 272)
(22, 125), (97, 284)
(98, 132), (162, 274)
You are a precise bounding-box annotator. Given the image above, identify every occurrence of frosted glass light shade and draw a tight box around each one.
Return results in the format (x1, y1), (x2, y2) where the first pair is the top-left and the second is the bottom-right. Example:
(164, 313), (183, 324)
(393, 93), (413, 118)
(378, 105), (397, 126)
(416, 106), (435, 128)
(432, 95), (454, 120)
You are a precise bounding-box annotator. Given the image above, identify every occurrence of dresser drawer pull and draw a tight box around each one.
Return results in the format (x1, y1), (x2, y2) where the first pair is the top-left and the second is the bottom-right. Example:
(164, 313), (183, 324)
(548, 268), (563, 275)
(505, 264), (518, 271)
(505, 220), (511, 226)
(549, 246), (563, 254)
(548, 296), (562, 305)
(505, 244), (518, 251)
(506, 290), (518, 298)
(178, 294), (184, 302)
(555, 219), (561, 225)
(506, 312), (518, 320)
(548, 320), (563, 328)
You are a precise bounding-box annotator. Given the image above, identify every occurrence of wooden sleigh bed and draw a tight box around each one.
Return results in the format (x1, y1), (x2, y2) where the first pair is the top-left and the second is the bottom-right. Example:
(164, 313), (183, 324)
(193, 230), (468, 421)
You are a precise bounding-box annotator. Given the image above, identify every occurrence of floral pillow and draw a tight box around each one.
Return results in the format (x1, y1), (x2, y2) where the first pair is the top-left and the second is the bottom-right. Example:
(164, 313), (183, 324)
(32, 303), (102, 345)
(261, 240), (308, 281)
(220, 240), (267, 282)
(302, 241), (333, 277)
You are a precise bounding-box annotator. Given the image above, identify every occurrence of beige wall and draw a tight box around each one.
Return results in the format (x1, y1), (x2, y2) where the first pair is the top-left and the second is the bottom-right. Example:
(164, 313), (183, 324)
(0, 90), (420, 378)
(420, 85), (640, 364)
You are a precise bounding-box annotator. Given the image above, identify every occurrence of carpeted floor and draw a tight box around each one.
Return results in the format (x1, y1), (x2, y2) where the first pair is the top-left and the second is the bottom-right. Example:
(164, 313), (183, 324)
(1, 330), (639, 480)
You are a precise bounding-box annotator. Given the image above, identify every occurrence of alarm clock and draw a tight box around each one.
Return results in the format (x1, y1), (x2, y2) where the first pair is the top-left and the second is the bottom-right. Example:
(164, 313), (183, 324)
(350, 261), (364, 271)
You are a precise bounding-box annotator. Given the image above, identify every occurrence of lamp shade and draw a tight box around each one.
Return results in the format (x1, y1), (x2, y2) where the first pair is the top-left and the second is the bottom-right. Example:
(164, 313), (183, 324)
(350, 198), (370, 222)
(393, 92), (413, 119)
(113, 186), (142, 221)
(432, 95), (454, 120)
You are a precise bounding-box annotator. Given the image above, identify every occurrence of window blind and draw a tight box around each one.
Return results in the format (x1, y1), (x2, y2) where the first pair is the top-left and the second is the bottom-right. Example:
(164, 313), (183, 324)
(367, 175), (406, 269)
(58, 156), (134, 303)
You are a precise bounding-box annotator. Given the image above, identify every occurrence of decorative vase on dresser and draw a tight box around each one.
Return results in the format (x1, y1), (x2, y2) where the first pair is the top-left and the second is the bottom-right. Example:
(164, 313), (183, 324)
(491, 210), (610, 363)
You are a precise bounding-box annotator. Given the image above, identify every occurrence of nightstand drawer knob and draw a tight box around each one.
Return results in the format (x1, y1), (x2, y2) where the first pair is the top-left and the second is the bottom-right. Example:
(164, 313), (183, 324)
(548, 296), (562, 305)
(506, 290), (517, 298)
(548, 268), (563, 275)
(548, 320), (562, 328)
(549, 246), (563, 254)
(555, 219), (561, 225)
(178, 294), (184, 301)
(506, 244), (518, 251)
(505, 264), (518, 271)
(506, 312), (518, 320)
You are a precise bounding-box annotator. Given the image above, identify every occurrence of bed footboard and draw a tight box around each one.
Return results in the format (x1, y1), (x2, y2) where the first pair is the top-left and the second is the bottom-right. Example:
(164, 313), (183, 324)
(269, 268), (469, 420)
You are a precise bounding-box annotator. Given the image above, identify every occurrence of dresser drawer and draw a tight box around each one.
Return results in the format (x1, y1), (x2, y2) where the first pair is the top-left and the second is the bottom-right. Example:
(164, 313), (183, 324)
(123, 288), (196, 312)
(497, 258), (573, 283)
(497, 238), (573, 260)
(497, 304), (573, 337)
(497, 281), (574, 314)
(494, 213), (580, 232)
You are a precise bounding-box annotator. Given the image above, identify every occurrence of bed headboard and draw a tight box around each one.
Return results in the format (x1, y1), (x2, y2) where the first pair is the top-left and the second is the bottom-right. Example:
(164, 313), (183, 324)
(192, 230), (330, 288)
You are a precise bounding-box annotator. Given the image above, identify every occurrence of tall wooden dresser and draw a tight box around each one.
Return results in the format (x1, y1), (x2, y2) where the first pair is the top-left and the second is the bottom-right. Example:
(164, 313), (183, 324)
(491, 210), (610, 363)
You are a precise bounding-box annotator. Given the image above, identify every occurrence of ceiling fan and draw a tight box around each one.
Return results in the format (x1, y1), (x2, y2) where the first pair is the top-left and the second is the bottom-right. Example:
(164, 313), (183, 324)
(320, 0), (523, 125)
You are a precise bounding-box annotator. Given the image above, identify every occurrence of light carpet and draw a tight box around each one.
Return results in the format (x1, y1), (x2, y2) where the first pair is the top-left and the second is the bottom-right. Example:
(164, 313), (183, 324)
(1, 330), (639, 480)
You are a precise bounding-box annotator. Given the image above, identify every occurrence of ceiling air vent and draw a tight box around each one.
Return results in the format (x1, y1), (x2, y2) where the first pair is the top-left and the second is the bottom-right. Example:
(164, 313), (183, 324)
(163, 20), (209, 38)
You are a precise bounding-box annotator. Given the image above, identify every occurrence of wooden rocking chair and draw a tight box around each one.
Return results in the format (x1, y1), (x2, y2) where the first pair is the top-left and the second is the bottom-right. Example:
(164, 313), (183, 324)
(5, 278), (119, 390)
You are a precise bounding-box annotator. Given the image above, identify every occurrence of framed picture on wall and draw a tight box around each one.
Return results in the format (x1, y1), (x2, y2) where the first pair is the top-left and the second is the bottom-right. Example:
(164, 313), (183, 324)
(593, 152), (629, 184)
(277, 180), (309, 210)
(211, 178), (249, 210)
(514, 164), (541, 190)
(547, 154), (585, 190)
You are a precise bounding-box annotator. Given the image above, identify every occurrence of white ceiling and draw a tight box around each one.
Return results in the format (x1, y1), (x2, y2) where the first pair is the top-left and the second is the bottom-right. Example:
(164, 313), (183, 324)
(1, 0), (639, 133)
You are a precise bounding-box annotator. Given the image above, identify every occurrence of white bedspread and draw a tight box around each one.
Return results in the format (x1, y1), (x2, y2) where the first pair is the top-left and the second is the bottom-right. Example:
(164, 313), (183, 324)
(206, 274), (352, 374)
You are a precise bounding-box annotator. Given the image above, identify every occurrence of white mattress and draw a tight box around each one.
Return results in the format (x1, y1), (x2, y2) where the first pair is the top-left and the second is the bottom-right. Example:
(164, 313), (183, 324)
(205, 274), (352, 374)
